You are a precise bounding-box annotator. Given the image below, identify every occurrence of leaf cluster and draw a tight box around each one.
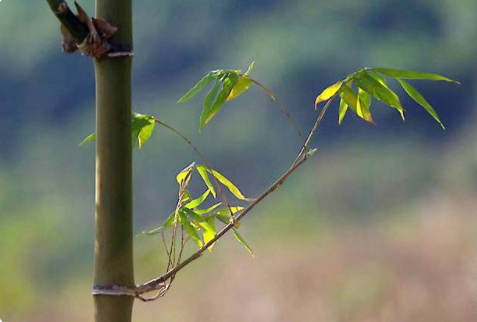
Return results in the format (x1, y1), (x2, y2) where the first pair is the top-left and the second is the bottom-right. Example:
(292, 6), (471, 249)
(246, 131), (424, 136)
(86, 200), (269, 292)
(141, 162), (253, 255)
(315, 68), (458, 129)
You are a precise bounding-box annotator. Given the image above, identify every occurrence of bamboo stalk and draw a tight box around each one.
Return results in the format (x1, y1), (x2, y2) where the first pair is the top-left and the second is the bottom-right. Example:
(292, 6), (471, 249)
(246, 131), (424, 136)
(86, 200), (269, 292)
(94, 0), (134, 321)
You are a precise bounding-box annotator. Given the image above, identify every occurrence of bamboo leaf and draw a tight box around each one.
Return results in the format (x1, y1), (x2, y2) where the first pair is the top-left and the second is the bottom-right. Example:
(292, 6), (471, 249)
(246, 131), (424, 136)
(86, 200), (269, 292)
(208, 169), (247, 200)
(227, 76), (252, 101)
(177, 72), (216, 104)
(196, 165), (217, 198)
(80, 112), (156, 148)
(340, 85), (375, 124)
(194, 203), (223, 215)
(371, 68), (459, 83)
(179, 211), (203, 247)
(354, 71), (404, 117)
(176, 162), (195, 184)
(138, 118), (155, 149)
(200, 73), (239, 130)
(397, 79), (445, 130)
(203, 217), (217, 250)
(338, 98), (348, 125)
(199, 81), (221, 131)
(244, 61), (255, 76)
(315, 80), (343, 109)
(185, 190), (211, 209)
(79, 133), (96, 146)
(131, 113), (155, 148)
(357, 87), (375, 124)
(233, 230), (254, 256)
(139, 211), (175, 236)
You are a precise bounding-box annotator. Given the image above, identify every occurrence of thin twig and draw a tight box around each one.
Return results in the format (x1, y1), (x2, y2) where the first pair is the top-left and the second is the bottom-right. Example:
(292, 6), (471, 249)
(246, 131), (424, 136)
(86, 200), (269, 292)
(292, 96), (336, 167)
(250, 78), (304, 142)
(156, 120), (238, 222)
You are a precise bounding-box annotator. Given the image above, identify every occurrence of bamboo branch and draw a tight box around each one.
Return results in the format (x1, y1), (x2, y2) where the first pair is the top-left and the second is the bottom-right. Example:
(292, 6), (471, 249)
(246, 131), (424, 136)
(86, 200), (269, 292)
(45, 0), (89, 43)
(135, 147), (316, 295)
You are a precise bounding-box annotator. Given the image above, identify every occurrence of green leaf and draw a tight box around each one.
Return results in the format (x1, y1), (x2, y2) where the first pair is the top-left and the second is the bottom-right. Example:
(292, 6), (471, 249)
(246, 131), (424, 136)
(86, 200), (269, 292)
(315, 80), (343, 109)
(131, 113), (155, 148)
(397, 79), (445, 130)
(357, 87), (374, 124)
(208, 169), (247, 200)
(163, 211), (176, 228)
(233, 230), (254, 256)
(194, 202), (222, 215)
(140, 211), (175, 235)
(179, 211), (203, 247)
(80, 112), (156, 148)
(179, 207), (205, 223)
(199, 81), (221, 131)
(203, 217), (217, 250)
(79, 133), (96, 146)
(138, 118), (155, 149)
(176, 162), (196, 184)
(244, 61), (255, 76)
(185, 190), (211, 209)
(340, 85), (373, 123)
(338, 98), (348, 125)
(177, 72), (216, 104)
(227, 76), (252, 101)
(213, 207), (244, 223)
(354, 71), (404, 116)
(200, 73), (239, 130)
(196, 165), (217, 198)
(370, 68), (459, 83)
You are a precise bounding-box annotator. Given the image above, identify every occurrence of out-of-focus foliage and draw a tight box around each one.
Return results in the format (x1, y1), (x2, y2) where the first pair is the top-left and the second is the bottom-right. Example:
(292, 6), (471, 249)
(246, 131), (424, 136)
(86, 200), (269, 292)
(0, 0), (476, 320)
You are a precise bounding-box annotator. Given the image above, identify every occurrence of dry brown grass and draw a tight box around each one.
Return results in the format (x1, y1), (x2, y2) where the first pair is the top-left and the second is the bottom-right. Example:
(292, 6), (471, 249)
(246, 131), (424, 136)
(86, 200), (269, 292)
(11, 195), (477, 322)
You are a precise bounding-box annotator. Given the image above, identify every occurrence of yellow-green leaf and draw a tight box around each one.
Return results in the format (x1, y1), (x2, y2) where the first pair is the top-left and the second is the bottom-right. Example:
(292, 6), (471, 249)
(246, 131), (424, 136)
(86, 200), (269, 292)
(79, 133), (96, 146)
(185, 190), (211, 209)
(244, 61), (255, 76)
(199, 81), (221, 131)
(196, 165), (217, 198)
(194, 203), (222, 215)
(179, 211), (203, 247)
(397, 79), (445, 130)
(233, 229), (254, 256)
(371, 68), (459, 83)
(354, 71), (404, 116)
(357, 88), (374, 124)
(177, 72), (216, 104)
(176, 162), (195, 184)
(138, 118), (155, 149)
(315, 80), (343, 109)
(208, 169), (247, 200)
(338, 98), (348, 125)
(131, 113), (155, 148)
(340, 85), (374, 124)
(200, 73), (239, 130)
(203, 217), (217, 251)
(227, 76), (252, 101)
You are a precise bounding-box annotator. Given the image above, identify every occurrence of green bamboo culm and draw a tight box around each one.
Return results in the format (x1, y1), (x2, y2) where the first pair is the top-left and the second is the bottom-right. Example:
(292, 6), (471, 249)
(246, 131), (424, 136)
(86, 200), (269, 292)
(94, 0), (135, 321)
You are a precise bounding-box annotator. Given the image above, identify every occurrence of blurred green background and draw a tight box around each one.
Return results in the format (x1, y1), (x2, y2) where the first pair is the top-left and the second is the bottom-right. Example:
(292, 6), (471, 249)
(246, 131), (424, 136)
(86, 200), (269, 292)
(1, 0), (476, 321)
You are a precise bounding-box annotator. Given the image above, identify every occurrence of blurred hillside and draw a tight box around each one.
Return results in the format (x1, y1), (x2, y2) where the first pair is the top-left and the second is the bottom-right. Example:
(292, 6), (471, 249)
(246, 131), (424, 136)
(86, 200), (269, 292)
(1, 0), (476, 320)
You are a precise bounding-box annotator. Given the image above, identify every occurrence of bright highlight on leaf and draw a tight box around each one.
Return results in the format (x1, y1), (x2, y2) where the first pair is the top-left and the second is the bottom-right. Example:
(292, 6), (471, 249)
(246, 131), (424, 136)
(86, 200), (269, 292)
(315, 80), (343, 109)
